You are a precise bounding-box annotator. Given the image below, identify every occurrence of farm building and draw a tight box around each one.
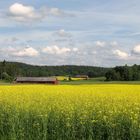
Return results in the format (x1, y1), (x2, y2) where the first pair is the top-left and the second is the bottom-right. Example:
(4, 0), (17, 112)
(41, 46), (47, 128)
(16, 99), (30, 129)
(15, 77), (59, 84)
(75, 75), (89, 80)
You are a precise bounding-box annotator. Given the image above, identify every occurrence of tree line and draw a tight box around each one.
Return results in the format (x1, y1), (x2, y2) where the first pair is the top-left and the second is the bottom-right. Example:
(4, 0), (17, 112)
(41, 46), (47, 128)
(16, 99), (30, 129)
(0, 61), (109, 81)
(105, 64), (140, 81)
(1, 61), (140, 82)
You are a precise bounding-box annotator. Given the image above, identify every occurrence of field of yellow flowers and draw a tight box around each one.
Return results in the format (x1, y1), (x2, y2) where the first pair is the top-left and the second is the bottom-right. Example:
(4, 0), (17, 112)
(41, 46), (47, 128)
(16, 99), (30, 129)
(0, 84), (140, 139)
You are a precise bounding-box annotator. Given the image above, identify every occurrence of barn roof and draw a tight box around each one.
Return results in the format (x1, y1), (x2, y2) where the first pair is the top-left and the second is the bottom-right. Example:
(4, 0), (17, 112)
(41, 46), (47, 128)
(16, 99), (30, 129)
(16, 77), (57, 82)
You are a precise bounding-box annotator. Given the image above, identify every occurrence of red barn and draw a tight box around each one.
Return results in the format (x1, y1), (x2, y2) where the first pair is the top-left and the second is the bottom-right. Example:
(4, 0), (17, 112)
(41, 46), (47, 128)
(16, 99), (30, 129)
(15, 77), (59, 84)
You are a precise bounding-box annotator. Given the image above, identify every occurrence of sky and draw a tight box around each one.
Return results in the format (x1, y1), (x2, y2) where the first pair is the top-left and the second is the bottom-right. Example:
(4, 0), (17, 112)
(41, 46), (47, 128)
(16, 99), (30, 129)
(0, 0), (140, 67)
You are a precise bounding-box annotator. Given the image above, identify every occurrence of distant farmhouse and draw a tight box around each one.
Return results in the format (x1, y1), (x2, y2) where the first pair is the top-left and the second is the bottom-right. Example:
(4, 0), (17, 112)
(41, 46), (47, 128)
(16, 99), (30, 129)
(75, 75), (89, 80)
(15, 77), (59, 84)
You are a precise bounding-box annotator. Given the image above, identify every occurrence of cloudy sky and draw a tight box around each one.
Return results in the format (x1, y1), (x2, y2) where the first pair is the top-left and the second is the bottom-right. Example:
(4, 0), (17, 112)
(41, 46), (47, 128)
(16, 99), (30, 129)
(0, 0), (140, 66)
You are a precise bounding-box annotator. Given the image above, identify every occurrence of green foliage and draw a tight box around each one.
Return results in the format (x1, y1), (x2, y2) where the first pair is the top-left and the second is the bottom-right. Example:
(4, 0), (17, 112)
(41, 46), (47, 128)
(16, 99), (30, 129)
(105, 64), (140, 81)
(0, 61), (110, 78)
(105, 70), (120, 81)
(1, 72), (13, 82)
(68, 76), (72, 81)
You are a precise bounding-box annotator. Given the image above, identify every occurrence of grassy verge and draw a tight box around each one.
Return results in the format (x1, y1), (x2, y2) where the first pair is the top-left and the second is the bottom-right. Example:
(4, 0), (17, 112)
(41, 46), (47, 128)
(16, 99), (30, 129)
(0, 80), (11, 85)
(60, 77), (140, 85)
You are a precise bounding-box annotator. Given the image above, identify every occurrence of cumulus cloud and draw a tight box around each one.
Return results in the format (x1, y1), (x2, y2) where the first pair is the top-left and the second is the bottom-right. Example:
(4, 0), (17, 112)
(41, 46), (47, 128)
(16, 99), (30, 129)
(113, 49), (129, 60)
(9, 3), (34, 16)
(95, 41), (106, 47)
(8, 3), (74, 22)
(132, 45), (140, 55)
(42, 45), (78, 55)
(42, 45), (71, 55)
(12, 47), (39, 57)
(9, 3), (42, 22)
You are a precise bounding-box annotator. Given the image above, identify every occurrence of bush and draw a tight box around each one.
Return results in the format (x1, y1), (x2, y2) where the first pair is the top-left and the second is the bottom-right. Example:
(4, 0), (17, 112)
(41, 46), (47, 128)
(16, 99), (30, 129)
(1, 72), (13, 82)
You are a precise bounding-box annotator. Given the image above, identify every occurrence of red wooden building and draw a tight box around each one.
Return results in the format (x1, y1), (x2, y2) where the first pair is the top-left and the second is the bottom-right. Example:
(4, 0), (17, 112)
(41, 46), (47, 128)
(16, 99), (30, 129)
(15, 77), (59, 84)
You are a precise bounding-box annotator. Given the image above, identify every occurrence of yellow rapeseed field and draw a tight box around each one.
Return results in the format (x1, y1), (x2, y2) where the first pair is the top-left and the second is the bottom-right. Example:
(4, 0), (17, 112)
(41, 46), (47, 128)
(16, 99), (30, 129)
(57, 76), (85, 81)
(0, 84), (140, 139)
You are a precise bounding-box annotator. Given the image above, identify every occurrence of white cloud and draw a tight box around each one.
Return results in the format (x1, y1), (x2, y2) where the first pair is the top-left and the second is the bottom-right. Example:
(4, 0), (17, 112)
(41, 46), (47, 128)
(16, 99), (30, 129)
(12, 47), (39, 57)
(95, 41), (106, 47)
(9, 3), (42, 22)
(8, 3), (73, 22)
(42, 45), (71, 55)
(132, 45), (140, 54)
(113, 49), (129, 59)
(9, 3), (34, 16)
(72, 48), (78, 52)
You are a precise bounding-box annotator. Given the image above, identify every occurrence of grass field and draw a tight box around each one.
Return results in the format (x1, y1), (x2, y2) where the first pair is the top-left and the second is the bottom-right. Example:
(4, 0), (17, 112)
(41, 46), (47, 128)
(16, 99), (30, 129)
(60, 78), (140, 85)
(0, 84), (140, 139)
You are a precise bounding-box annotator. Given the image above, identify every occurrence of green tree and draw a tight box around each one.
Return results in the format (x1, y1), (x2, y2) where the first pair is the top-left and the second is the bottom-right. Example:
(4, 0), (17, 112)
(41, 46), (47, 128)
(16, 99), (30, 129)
(1, 72), (13, 82)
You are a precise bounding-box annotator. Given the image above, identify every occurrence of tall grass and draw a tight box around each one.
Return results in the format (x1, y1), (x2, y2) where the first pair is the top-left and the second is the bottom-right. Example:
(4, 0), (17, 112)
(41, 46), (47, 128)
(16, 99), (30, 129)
(0, 85), (140, 139)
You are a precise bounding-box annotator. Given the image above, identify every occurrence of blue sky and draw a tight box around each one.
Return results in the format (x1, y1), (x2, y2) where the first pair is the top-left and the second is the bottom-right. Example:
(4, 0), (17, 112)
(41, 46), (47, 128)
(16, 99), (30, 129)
(0, 0), (140, 66)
